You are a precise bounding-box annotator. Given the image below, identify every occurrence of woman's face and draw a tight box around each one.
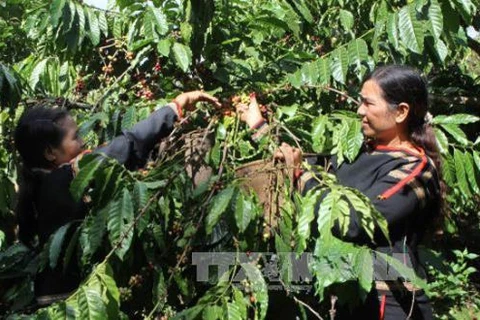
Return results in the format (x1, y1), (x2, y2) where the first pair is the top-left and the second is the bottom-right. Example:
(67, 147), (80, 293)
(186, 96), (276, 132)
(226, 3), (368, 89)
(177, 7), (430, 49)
(357, 79), (398, 142)
(48, 116), (84, 167)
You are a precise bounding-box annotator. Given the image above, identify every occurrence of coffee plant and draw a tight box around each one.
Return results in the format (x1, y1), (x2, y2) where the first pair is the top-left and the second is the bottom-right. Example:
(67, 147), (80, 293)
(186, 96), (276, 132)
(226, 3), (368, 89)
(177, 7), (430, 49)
(1, 0), (480, 318)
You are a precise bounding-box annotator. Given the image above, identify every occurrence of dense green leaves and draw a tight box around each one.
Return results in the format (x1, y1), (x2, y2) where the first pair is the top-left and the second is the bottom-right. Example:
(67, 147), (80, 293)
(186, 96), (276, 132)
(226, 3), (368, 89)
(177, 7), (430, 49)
(451, 0), (477, 23)
(1, 0), (480, 318)
(0, 63), (22, 108)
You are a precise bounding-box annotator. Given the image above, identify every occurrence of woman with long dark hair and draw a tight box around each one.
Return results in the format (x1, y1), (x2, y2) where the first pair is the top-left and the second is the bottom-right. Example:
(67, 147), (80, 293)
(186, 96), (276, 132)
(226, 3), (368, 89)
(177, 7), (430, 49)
(14, 91), (220, 305)
(238, 65), (443, 319)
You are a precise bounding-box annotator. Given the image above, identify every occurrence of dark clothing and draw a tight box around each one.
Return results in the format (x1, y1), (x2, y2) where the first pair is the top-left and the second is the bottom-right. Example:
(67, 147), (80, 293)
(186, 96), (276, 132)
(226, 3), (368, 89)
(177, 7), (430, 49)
(302, 142), (440, 319)
(32, 106), (178, 297)
(347, 287), (433, 320)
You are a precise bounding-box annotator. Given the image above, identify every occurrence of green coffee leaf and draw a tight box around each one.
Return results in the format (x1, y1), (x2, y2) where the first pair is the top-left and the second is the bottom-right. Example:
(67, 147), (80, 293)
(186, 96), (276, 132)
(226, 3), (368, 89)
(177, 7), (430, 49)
(77, 288), (106, 320)
(353, 248), (373, 294)
(387, 12), (399, 50)
(70, 154), (106, 202)
(440, 123), (469, 145)
(205, 186), (235, 234)
(234, 192), (255, 233)
(453, 148), (471, 196)
(86, 8), (100, 46)
(339, 9), (354, 30)
(428, 0), (443, 40)
(398, 5), (424, 54)
(433, 114), (480, 125)
(49, 222), (74, 269)
(348, 38), (368, 72)
(107, 188), (134, 260)
(50, 0), (66, 27)
(172, 42), (193, 72)
(331, 47), (349, 84)
(464, 151), (479, 194)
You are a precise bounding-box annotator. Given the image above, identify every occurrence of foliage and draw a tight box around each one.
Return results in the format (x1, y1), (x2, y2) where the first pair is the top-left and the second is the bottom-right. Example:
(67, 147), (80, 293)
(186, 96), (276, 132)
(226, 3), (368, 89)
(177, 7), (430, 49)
(423, 248), (480, 319)
(0, 0), (479, 318)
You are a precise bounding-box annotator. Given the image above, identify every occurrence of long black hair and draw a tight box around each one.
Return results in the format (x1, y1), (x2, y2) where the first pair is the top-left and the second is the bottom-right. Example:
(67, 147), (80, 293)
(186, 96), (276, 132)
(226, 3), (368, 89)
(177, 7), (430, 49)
(14, 106), (70, 246)
(364, 65), (446, 233)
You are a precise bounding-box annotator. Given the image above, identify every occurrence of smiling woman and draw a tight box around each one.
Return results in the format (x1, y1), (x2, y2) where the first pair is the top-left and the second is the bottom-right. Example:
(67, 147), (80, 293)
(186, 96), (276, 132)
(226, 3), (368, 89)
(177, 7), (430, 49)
(238, 65), (445, 320)
(306, 65), (444, 319)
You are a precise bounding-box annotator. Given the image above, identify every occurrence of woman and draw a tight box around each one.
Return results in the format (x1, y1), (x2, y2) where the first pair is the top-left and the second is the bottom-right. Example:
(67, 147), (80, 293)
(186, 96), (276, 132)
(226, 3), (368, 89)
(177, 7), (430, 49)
(237, 65), (442, 319)
(14, 91), (220, 305)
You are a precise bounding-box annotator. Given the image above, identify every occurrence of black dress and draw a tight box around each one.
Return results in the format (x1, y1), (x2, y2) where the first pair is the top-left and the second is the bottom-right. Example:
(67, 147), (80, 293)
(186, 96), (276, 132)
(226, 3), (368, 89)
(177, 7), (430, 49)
(31, 106), (178, 301)
(300, 142), (441, 319)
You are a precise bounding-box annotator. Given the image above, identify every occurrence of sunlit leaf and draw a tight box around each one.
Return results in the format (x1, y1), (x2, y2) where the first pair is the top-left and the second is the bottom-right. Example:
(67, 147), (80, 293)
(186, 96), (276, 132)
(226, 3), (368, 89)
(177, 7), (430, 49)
(428, 0), (443, 40)
(398, 5), (424, 54)
(433, 114), (480, 125)
(77, 288), (106, 320)
(172, 42), (192, 72)
(440, 123), (469, 145)
(330, 47), (349, 84)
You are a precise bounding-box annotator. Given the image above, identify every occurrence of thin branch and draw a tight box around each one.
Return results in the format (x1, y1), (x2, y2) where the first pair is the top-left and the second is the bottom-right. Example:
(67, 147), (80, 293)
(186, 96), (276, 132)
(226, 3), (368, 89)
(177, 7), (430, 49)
(293, 296), (324, 320)
(92, 64), (136, 113)
(329, 295), (338, 320)
(104, 189), (161, 262)
(147, 117), (230, 318)
(406, 290), (416, 320)
(305, 85), (360, 105)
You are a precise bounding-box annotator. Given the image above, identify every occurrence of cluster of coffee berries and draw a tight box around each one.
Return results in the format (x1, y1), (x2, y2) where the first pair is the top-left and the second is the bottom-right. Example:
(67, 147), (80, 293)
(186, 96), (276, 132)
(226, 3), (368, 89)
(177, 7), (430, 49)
(128, 274), (144, 288)
(119, 287), (133, 302)
(74, 77), (85, 94)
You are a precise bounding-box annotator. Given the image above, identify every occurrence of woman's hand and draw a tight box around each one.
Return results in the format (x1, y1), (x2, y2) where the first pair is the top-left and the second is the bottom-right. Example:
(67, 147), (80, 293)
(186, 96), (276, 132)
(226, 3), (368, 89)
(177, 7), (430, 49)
(235, 93), (265, 129)
(173, 90), (221, 111)
(274, 142), (302, 177)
